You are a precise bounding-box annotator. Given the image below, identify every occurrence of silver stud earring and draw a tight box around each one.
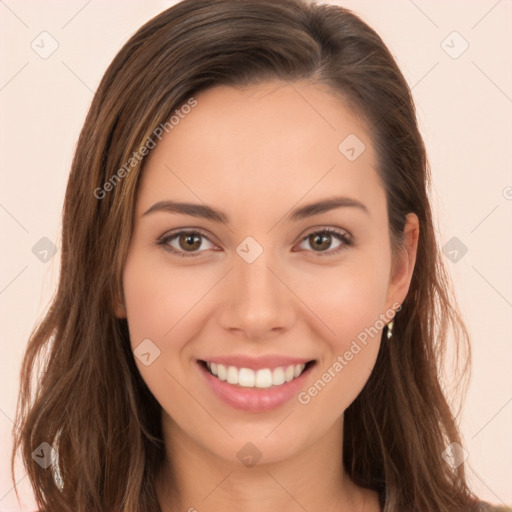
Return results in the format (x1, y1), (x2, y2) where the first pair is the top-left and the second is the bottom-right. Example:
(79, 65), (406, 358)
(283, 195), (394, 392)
(386, 320), (394, 339)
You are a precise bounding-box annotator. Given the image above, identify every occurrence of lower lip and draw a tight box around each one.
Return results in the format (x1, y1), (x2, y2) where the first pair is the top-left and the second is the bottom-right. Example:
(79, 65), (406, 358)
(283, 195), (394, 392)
(198, 361), (315, 412)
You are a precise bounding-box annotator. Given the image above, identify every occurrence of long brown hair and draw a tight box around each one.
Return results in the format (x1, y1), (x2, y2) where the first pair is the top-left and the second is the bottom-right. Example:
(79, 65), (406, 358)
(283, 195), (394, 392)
(11, 0), (486, 510)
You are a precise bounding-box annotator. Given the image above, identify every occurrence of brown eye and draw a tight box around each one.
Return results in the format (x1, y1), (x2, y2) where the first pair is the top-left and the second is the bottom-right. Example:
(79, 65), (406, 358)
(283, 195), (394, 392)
(178, 232), (202, 252)
(157, 230), (216, 257)
(297, 228), (353, 256)
(309, 233), (333, 251)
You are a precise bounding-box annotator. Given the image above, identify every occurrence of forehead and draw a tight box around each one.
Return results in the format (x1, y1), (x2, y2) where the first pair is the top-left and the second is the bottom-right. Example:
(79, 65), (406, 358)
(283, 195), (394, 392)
(137, 80), (383, 221)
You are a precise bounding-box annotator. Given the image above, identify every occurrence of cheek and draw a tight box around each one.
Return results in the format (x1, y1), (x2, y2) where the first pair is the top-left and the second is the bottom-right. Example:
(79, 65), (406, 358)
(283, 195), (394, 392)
(122, 253), (213, 348)
(290, 252), (390, 414)
(121, 254), (221, 418)
(295, 283), (386, 426)
(121, 256), (202, 426)
(293, 247), (391, 344)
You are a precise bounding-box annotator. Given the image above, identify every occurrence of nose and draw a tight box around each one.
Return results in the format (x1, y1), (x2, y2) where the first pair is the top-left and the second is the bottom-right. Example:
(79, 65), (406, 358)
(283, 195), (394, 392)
(218, 248), (296, 341)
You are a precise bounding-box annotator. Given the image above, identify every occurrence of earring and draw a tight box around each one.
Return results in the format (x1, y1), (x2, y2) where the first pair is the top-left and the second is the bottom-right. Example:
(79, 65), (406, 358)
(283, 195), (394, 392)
(386, 320), (394, 339)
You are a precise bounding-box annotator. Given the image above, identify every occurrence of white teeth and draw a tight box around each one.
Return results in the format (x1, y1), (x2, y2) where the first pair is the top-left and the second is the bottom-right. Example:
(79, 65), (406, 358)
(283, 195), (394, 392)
(255, 368), (272, 388)
(205, 362), (307, 388)
(217, 363), (227, 381)
(226, 366), (238, 384)
(239, 368), (255, 387)
(284, 365), (295, 382)
(272, 367), (285, 385)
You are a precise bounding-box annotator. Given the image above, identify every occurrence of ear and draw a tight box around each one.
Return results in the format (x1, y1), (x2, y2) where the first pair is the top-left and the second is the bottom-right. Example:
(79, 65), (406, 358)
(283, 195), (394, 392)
(385, 213), (419, 309)
(113, 291), (127, 318)
(114, 302), (127, 318)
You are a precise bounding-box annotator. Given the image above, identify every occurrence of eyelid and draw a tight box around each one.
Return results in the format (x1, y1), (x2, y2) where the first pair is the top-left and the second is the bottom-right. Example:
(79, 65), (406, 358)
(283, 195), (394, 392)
(295, 226), (353, 256)
(155, 228), (219, 258)
(299, 225), (352, 241)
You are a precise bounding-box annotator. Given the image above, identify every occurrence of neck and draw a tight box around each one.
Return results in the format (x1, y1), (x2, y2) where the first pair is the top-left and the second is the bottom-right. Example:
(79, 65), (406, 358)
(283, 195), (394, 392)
(155, 414), (373, 512)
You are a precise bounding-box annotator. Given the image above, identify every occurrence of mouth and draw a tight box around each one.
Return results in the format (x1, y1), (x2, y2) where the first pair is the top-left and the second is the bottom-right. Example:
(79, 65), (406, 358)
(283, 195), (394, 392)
(199, 360), (316, 388)
(197, 358), (317, 412)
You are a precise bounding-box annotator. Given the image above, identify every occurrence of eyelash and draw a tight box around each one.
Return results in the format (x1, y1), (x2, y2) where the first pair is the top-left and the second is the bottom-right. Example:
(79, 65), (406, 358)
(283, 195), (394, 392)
(155, 227), (354, 258)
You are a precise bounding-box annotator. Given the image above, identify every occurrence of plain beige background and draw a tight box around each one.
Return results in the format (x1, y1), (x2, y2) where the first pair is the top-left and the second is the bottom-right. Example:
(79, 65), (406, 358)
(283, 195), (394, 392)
(1, 0), (511, 510)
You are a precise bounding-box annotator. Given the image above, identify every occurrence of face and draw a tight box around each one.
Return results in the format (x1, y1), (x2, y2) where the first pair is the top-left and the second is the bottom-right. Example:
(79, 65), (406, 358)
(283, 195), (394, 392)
(116, 80), (418, 466)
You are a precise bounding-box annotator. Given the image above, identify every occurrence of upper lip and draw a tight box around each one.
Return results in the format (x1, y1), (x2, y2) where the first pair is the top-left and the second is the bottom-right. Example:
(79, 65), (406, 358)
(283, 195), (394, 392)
(198, 355), (315, 370)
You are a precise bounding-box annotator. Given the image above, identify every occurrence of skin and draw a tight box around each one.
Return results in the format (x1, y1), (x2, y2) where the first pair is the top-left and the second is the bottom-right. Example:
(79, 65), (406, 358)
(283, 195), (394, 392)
(115, 80), (419, 512)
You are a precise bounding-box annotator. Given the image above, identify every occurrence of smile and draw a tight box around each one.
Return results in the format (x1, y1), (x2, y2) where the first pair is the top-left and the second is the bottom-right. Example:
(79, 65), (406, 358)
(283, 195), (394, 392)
(198, 358), (316, 412)
(204, 361), (309, 388)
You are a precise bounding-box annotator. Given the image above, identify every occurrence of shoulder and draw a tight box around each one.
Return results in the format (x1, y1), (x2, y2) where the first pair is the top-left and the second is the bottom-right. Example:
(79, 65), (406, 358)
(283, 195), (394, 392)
(474, 502), (512, 512)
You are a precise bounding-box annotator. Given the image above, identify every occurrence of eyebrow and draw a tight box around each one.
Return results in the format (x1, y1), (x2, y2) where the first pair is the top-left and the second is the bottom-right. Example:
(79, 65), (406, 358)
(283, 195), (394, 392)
(142, 195), (369, 223)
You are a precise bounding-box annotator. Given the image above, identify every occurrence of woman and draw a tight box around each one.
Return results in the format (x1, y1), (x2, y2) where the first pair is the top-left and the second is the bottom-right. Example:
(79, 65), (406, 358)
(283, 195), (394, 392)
(10, 0), (509, 511)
